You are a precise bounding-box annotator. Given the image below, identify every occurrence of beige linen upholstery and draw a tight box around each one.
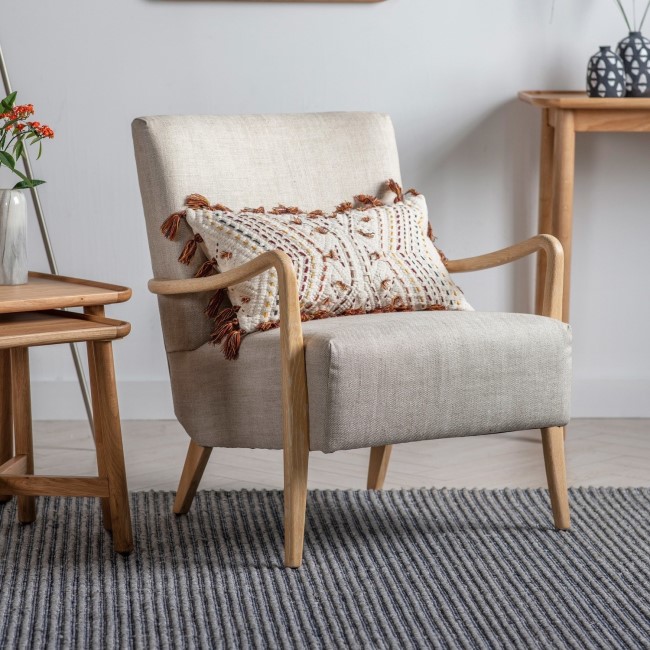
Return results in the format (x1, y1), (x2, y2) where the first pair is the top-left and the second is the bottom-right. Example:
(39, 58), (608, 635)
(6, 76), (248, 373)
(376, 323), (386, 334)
(132, 112), (571, 452)
(168, 311), (571, 453)
(132, 113), (401, 353)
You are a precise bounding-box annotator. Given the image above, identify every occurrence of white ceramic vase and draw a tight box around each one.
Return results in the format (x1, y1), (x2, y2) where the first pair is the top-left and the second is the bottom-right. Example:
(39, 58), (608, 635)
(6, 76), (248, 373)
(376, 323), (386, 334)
(0, 189), (28, 285)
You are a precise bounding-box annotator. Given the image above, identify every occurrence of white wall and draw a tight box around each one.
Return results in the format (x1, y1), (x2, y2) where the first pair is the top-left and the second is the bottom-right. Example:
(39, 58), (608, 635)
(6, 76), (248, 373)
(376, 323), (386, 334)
(3, 0), (649, 419)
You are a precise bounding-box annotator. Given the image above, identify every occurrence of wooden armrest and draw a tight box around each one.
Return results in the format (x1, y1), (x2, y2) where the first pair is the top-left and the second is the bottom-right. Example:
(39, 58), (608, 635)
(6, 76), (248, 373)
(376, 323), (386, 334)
(148, 251), (289, 296)
(149, 250), (309, 488)
(445, 235), (564, 320)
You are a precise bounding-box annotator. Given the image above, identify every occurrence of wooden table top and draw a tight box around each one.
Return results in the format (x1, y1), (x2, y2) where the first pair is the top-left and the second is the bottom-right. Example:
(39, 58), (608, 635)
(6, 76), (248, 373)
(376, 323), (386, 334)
(0, 272), (131, 314)
(519, 90), (650, 109)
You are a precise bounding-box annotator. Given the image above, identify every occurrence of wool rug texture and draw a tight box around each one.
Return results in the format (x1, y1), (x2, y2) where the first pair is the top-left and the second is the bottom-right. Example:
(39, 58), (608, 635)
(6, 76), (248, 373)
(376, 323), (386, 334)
(0, 487), (648, 649)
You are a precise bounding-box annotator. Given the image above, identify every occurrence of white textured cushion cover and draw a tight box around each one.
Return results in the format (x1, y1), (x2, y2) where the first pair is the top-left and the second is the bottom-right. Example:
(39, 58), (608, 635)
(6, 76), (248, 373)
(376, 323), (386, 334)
(164, 183), (472, 359)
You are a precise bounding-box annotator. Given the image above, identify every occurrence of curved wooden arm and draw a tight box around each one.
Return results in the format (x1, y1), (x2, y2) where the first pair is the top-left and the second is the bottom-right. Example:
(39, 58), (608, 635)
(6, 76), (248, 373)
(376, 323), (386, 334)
(445, 234), (564, 320)
(149, 250), (310, 566)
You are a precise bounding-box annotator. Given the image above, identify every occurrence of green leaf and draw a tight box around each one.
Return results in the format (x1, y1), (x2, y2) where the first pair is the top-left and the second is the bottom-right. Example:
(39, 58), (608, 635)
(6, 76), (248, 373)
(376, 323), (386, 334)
(37, 141), (42, 160)
(14, 140), (24, 159)
(10, 168), (29, 182)
(0, 91), (17, 111)
(0, 150), (15, 169)
(13, 179), (45, 190)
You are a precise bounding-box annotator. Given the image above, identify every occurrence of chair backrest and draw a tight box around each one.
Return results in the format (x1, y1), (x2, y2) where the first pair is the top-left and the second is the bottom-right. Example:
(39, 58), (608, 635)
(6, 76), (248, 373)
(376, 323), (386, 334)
(132, 112), (402, 352)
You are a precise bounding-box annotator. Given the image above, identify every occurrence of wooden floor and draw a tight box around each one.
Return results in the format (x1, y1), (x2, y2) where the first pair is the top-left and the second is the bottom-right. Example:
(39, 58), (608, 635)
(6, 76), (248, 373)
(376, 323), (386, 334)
(31, 419), (649, 491)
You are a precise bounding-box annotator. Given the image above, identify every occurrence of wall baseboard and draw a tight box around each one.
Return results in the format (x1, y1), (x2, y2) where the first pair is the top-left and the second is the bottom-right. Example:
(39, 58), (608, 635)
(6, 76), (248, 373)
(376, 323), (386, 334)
(27, 378), (650, 420)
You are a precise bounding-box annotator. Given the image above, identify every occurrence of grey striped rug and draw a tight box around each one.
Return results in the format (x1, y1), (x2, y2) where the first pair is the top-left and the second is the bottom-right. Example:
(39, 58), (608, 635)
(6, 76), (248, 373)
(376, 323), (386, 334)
(0, 488), (649, 649)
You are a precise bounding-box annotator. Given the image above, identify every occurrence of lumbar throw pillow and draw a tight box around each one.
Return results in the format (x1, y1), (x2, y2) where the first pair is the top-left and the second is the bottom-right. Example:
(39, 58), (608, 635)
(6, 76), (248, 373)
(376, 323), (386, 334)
(161, 180), (472, 360)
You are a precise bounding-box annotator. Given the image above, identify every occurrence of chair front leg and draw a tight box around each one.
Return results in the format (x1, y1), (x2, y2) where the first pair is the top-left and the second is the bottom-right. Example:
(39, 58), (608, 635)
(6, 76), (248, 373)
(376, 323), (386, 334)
(541, 426), (570, 529)
(367, 445), (392, 490)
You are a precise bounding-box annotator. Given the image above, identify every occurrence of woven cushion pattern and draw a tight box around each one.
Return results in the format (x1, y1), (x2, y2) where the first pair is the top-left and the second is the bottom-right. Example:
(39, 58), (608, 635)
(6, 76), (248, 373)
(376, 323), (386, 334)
(167, 185), (472, 359)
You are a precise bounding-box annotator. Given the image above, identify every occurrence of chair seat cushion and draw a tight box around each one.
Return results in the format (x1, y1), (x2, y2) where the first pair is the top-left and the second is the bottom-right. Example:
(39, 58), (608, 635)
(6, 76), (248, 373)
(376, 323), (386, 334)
(168, 311), (571, 453)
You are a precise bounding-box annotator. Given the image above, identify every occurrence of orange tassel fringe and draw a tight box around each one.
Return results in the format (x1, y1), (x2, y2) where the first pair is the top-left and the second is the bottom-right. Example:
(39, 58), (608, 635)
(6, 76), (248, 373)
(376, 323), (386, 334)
(205, 288), (227, 318)
(178, 234), (203, 265)
(194, 257), (218, 278)
(387, 179), (404, 203)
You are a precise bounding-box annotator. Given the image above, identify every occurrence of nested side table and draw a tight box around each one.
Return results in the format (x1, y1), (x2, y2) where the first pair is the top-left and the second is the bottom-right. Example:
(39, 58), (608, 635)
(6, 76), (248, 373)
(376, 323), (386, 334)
(519, 90), (650, 322)
(0, 272), (133, 553)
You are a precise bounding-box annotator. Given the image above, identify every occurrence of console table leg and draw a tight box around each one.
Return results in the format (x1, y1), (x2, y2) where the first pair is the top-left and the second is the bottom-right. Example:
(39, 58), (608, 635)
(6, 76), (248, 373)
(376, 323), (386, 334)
(11, 347), (36, 523)
(536, 109), (555, 315)
(84, 306), (112, 531)
(551, 109), (576, 323)
(0, 350), (13, 503)
(91, 340), (133, 554)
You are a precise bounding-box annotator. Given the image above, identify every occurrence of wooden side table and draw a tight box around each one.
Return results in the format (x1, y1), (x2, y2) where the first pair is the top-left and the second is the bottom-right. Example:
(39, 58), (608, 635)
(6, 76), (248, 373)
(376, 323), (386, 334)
(519, 91), (650, 322)
(0, 272), (133, 553)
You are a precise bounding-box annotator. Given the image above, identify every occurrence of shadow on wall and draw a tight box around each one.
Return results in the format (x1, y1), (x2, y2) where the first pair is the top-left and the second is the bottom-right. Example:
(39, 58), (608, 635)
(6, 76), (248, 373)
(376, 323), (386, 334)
(413, 99), (541, 315)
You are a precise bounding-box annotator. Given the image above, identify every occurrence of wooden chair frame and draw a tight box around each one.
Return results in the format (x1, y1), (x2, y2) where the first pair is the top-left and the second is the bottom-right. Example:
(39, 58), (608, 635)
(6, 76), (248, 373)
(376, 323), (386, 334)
(149, 234), (569, 568)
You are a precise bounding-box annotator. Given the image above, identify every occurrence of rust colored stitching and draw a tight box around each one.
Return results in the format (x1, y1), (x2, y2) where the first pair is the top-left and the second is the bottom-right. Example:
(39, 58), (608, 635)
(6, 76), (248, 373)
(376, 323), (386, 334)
(308, 210), (325, 218)
(240, 296), (251, 304)
(220, 251), (233, 260)
(291, 217), (303, 225)
(357, 230), (375, 238)
(242, 206), (265, 213)
(334, 281), (349, 291)
(361, 215), (371, 223)
(436, 246), (448, 265)
(406, 188), (420, 196)
(314, 226), (329, 235)
(211, 203), (232, 212)
(323, 249), (339, 261)
(380, 278), (392, 291)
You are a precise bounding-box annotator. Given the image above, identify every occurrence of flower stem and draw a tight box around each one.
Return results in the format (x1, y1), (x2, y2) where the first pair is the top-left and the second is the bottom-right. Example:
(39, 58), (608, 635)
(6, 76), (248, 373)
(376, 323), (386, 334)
(614, 0), (633, 30)
(639, 0), (650, 30)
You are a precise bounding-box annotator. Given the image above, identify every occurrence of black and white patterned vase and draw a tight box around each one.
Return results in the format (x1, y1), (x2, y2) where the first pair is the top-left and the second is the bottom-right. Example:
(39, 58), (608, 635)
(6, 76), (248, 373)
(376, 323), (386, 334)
(586, 46), (626, 98)
(617, 32), (650, 97)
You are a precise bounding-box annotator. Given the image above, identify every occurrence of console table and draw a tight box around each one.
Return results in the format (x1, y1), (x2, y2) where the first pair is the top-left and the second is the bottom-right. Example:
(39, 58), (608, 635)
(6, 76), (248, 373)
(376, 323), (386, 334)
(519, 91), (650, 322)
(0, 272), (133, 553)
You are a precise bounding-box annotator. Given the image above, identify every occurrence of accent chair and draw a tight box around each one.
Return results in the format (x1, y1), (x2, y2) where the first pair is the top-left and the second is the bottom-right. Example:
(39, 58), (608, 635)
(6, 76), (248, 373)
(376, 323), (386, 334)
(132, 112), (572, 568)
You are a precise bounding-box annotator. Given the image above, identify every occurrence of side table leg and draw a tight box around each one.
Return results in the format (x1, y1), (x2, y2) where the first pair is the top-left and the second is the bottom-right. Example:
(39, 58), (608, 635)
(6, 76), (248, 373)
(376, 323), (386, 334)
(551, 109), (576, 323)
(11, 347), (36, 523)
(84, 306), (112, 531)
(535, 108), (555, 315)
(0, 350), (13, 503)
(91, 340), (133, 554)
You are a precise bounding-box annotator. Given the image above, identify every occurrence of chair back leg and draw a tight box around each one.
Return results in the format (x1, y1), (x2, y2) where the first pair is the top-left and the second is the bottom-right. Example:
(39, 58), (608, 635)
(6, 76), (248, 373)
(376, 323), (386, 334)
(367, 445), (392, 490)
(541, 426), (570, 529)
(174, 441), (213, 514)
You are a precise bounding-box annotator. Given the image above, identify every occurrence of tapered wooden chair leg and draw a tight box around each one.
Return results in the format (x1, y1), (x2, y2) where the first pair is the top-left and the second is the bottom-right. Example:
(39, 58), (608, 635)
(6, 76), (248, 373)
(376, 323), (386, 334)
(11, 348), (36, 522)
(92, 341), (133, 554)
(86, 333), (112, 531)
(367, 445), (392, 490)
(174, 441), (212, 514)
(0, 350), (13, 503)
(541, 426), (570, 530)
(283, 441), (309, 569)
